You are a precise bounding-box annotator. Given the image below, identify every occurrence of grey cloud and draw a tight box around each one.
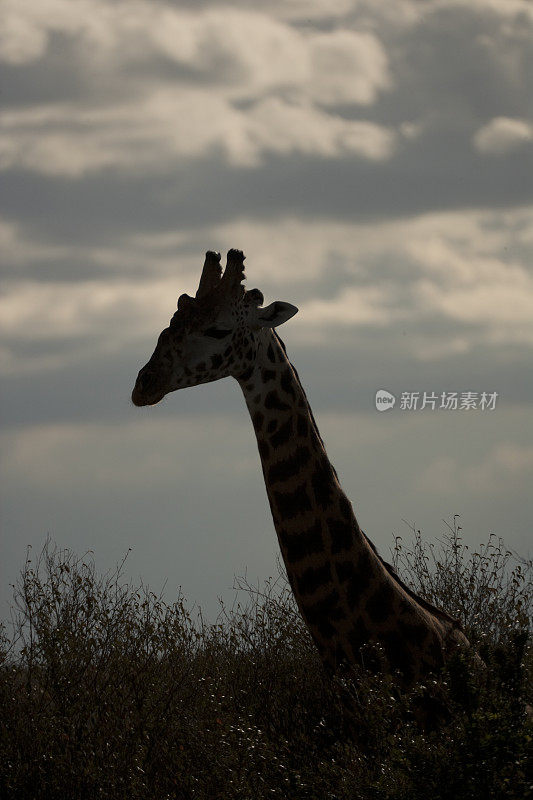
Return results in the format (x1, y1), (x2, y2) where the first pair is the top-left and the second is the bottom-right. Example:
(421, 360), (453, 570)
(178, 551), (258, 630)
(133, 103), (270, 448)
(1, 144), (531, 253)
(2, 206), (532, 403)
(2, 0), (532, 622)
(1, 34), (89, 106)
(2, 320), (530, 431)
(1, 1), (531, 187)
(2, 348), (531, 623)
(474, 117), (533, 155)
(392, 4), (533, 121)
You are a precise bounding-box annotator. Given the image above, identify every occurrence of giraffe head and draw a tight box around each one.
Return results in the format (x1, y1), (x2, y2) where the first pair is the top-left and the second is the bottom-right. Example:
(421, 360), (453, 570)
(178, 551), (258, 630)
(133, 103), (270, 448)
(132, 249), (298, 406)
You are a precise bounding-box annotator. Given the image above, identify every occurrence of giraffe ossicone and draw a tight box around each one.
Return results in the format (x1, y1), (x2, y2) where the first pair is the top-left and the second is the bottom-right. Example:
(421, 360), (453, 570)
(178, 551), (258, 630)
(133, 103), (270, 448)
(132, 249), (473, 686)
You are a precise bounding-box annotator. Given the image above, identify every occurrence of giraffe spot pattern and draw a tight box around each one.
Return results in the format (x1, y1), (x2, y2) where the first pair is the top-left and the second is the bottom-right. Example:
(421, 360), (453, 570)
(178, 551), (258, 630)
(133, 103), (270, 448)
(280, 367), (296, 398)
(354, 549), (374, 589)
(281, 520), (325, 562)
(264, 391), (291, 411)
(306, 589), (344, 621)
(252, 411), (264, 430)
(305, 590), (346, 639)
(274, 484), (312, 519)
(345, 551), (375, 608)
(267, 446), (311, 485)
(258, 440), (270, 460)
(311, 457), (337, 508)
(328, 518), (354, 554)
(339, 495), (352, 520)
(296, 563), (333, 596)
(398, 619), (431, 644)
(366, 582), (396, 624)
(267, 343), (276, 362)
(269, 418), (293, 448)
(346, 580), (362, 610)
(297, 414), (308, 437)
(335, 559), (357, 583)
(261, 368), (276, 383)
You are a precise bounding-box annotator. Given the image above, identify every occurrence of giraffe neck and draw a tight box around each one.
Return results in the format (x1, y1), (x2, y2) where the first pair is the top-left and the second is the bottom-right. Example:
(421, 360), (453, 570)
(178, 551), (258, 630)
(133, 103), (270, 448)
(237, 330), (460, 681)
(237, 330), (376, 665)
(238, 330), (360, 551)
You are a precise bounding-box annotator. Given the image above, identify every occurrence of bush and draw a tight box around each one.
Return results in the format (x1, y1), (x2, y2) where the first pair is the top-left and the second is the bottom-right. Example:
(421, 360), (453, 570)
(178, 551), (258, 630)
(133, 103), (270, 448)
(0, 523), (531, 800)
(392, 517), (531, 647)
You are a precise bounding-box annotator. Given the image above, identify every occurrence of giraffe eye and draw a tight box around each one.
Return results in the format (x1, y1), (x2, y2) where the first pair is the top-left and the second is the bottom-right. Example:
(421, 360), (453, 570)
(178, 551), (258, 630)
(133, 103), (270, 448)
(204, 328), (232, 339)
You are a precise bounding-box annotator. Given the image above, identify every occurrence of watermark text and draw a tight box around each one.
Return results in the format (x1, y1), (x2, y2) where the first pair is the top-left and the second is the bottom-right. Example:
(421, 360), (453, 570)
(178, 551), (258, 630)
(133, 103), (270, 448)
(375, 390), (498, 412)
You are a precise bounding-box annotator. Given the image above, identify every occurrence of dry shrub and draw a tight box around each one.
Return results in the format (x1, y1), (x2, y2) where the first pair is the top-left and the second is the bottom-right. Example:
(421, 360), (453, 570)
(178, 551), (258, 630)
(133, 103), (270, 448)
(0, 523), (531, 800)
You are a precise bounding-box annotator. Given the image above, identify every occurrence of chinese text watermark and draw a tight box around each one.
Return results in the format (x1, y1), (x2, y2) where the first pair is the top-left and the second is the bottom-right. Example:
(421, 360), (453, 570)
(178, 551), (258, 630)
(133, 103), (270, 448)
(374, 390), (498, 412)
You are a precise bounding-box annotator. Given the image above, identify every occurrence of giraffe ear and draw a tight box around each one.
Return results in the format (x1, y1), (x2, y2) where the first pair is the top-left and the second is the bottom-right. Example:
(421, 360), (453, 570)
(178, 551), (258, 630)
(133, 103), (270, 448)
(256, 301), (298, 329)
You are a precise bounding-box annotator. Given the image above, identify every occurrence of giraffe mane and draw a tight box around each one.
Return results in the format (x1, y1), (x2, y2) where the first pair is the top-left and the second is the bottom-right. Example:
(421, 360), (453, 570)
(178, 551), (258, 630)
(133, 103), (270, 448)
(362, 533), (462, 629)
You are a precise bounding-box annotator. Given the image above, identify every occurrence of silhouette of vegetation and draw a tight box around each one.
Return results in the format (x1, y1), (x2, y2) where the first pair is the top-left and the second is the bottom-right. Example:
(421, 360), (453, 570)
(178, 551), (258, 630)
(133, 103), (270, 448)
(1, 521), (531, 799)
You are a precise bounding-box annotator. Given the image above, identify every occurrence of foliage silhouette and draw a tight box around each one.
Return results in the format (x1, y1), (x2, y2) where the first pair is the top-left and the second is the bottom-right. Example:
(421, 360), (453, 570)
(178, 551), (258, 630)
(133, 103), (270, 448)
(1, 522), (531, 799)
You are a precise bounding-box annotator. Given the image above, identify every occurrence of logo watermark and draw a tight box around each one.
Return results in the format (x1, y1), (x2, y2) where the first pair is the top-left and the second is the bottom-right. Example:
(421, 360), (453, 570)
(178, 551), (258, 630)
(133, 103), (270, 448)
(375, 389), (396, 411)
(374, 390), (498, 412)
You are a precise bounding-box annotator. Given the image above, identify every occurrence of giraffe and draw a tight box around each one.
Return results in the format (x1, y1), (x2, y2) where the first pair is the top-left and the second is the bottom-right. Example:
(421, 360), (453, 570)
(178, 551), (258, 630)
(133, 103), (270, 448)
(132, 249), (472, 687)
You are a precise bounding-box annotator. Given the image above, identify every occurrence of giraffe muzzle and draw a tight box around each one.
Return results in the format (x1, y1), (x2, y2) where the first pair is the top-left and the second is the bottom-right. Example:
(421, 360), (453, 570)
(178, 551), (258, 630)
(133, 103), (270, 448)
(131, 369), (165, 407)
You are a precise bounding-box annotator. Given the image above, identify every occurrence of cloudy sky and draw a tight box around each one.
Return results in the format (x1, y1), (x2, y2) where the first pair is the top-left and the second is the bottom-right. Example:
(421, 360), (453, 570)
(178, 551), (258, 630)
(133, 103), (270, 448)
(1, 0), (532, 620)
